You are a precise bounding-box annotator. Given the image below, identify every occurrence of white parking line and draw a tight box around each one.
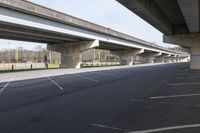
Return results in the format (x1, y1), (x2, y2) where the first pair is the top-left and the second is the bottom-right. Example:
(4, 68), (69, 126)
(150, 93), (200, 99)
(45, 74), (63, 90)
(75, 75), (99, 82)
(167, 82), (200, 86)
(91, 123), (124, 131)
(0, 76), (15, 94)
(128, 123), (200, 133)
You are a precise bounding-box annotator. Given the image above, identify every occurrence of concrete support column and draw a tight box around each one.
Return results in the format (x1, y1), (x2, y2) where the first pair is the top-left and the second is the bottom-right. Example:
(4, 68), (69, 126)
(164, 33), (199, 69)
(139, 52), (162, 64)
(177, 55), (182, 62)
(110, 49), (144, 65)
(164, 55), (174, 63)
(48, 40), (99, 68)
(154, 54), (166, 63)
(172, 55), (178, 62)
(165, 55), (178, 63)
(110, 51), (129, 65)
(129, 49), (144, 65)
(190, 47), (200, 69)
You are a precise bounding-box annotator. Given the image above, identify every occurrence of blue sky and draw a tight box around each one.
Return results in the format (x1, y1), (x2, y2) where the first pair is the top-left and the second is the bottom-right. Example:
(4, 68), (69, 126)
(0, 0), (177, 50)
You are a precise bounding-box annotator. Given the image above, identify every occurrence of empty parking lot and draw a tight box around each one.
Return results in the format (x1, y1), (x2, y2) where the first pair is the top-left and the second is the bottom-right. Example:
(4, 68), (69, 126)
(1, 63), (200, 133)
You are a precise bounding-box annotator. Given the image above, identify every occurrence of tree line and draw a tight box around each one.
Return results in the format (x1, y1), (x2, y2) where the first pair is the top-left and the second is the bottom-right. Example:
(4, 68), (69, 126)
(0, 47), (60, 63)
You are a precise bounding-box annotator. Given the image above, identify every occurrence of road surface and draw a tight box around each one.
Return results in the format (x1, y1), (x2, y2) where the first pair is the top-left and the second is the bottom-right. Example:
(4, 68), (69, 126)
(1, 62), (200, 133)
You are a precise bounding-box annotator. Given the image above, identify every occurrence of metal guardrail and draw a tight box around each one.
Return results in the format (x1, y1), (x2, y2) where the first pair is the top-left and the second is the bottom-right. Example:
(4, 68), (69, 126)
(81, 62), (120, 68)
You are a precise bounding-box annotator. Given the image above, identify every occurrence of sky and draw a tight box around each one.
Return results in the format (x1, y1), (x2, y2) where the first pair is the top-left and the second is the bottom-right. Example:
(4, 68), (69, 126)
(0, 0), (177, 50)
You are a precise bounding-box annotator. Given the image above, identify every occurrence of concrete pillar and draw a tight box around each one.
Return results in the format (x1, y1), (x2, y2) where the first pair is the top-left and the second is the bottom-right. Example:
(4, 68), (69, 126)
(154, 54), (167, 63)
(48, 40), (99, 68)
(164, 54), (175, 63)
(165, 54), (178, 63)
(190, 47), (200, 69)
(164, 33), (199, 69)
(177, 55), (183, 62)
(110, 49), (144, 65)
(110, 50), (129, 65)
(171, 55), (178, 62)
(129, 49), (144, 65)
(139, 52), (162, 64)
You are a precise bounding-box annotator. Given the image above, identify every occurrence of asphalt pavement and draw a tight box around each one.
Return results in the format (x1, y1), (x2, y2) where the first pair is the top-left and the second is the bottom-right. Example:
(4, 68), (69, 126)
(1, 62), (200, 133)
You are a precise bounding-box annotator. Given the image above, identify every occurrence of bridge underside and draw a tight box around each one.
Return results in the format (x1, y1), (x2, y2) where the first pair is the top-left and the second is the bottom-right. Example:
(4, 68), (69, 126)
(0, 23), (84, 44)
(0, 23), (184, 68)
(0, 1), (187, 68)
(0, 21), (185, 68)
(117, 0), (199, 69)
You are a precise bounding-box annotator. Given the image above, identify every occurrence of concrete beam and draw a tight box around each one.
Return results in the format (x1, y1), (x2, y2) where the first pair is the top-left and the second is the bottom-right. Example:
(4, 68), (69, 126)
(177, 0), (200, 32)
(163, 33), (200, 47)
(0, 5), (180, 56)
(0, 33), (53, 44)
(165, 54), (171, 57)
(0, 30), (65, 43)
(0, 0), (174, 50)
(0, 23), (79, 42)
(117, 0), (172, 34)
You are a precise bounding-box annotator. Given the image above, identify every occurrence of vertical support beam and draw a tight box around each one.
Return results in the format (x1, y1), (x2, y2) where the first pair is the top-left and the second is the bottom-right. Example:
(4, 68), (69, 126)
(165, 54), (180, 63)
(154, 53), (167, 63)
(190, 47), (200, 69)
(129, 49), (144, 65)
(110, 49), (144, 65)
(139, 52), (162, 64)
(165, 54), (174, 63)
(110, 50), (128, 65)
(48, 40), (99, 68)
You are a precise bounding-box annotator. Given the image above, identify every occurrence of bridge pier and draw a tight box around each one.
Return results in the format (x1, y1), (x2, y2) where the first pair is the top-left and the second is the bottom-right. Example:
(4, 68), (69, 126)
(164, 55), (176, 63)
(164, 33), (199, 69)
(139, 52), (162, 64)
(129, 49), (144, 65)
(190, 47), (200, 69)
(110, 51), (129, 65)
(154, 54), (168, 63)
(110, 49), (144, 65)
(48, 40), (99, 68)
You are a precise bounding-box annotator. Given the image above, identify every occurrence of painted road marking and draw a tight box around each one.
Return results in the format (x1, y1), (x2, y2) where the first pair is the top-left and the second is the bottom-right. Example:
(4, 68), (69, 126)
(167, 82), (200, 86)
(45, 74), (63, 90)
(150, 93), (200, 99)
(0, 76), (15, 94)
(128, 123), (200, 133)
(75, 75), (99, 82)
(91, 123), (124, 131)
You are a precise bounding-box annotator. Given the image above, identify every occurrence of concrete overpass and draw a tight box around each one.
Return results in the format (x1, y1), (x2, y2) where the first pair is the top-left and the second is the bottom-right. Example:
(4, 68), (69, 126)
(0, 0), (188, 68)
(117, 0), (199, 69)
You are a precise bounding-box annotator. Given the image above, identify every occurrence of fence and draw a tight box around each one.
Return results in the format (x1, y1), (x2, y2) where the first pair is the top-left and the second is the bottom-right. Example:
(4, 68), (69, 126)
(0, 63), (60, 71)
(0, 62), (121, 71)
(82, 62), (120, 68)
